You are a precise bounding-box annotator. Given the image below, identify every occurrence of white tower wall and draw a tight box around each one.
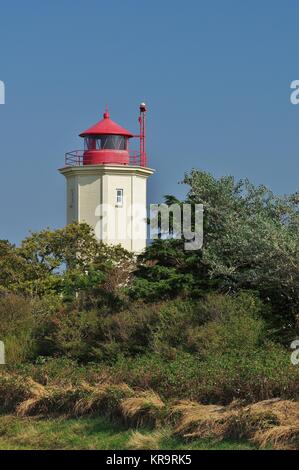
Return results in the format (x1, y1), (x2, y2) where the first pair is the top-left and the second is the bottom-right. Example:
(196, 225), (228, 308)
(60, 165), (154, 253)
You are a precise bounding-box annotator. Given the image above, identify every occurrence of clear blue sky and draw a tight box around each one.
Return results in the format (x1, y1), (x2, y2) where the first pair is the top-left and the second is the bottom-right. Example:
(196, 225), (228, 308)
(0, 0), (299, 244)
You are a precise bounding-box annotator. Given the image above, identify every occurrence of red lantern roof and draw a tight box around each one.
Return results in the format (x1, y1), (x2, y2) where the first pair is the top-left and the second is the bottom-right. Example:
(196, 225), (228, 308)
(79, 108), (134, 138)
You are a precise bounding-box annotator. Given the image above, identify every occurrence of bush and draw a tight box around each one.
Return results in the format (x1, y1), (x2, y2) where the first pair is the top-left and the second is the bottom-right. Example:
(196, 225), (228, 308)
(151, 301), (196, 358)
(109, 344), (299, 404)
(5, 291), (298, 406)
(190, 301), (266, 358)
(151, 293), (264, 358)
(12, 357), (110, 387)
(0, 294), (36, 363)
(110, 352), (202, 400)
(33, 303), (160, 362)
(196, 342), (299, 403)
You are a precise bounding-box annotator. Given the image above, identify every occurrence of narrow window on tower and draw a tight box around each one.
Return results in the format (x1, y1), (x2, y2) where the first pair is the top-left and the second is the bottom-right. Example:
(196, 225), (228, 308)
(116, 189), (123, 207)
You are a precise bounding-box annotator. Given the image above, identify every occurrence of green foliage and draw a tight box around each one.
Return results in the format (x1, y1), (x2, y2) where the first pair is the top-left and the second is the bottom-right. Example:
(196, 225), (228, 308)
(105, 345), (299, 404)
(131, 170), (299, 334)
(185, 171), (299, 320)
(2, 288), (297, 405)
(196, 343), (297, 404)
(33, 303), (160, 362)
(0, 241), (29, 294)
(151, 301), (196, 357)
(0, 294), (36, 363)
(1, 171), (299, 407)
(191, 297), (266, 357)
(130, 239), (213, 301)
(150, 293), (264, 358)
(116, 352), (201, 399)
(0, 223), (133, 304)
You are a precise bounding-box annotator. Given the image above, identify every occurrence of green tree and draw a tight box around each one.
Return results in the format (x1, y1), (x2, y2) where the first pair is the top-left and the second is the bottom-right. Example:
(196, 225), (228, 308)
(0, 223), (133, 303)
(132, 170), (299, 332)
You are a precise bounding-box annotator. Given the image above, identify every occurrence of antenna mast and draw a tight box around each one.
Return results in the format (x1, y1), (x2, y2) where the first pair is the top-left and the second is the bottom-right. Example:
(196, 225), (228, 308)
(139, 102), (147, 166)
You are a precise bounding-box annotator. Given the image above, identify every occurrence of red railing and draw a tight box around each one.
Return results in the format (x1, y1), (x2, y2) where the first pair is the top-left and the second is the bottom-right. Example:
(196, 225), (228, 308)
(64, 150), (146, 167)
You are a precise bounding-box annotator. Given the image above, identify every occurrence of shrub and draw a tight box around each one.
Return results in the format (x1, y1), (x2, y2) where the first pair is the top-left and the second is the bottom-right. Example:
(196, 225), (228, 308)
(0, 294), (36, 363)
(196, 342), (299, 403)
(110, 352), (201, 400)
(34, 303), (160, 362)
(150, 293), (264, 357)
(151, 301), (197, 358)
(190, 305), (266, 359)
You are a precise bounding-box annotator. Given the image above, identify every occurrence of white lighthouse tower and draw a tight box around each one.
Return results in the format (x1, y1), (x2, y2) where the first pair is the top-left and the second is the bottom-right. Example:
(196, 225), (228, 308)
(59, 103), (154, 253)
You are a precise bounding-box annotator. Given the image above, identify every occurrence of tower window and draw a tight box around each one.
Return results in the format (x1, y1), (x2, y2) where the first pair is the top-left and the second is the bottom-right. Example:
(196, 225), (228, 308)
(116, 189), (123, 206)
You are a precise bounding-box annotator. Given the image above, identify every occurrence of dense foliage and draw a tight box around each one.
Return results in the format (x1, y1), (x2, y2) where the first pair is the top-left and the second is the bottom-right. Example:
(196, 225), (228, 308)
(132, 171), (299, 334)
(1, 170), (299, 404)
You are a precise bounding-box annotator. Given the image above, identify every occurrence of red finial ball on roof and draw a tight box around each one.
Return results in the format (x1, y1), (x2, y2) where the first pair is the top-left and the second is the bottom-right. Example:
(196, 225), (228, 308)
(103, 106), (110, 119)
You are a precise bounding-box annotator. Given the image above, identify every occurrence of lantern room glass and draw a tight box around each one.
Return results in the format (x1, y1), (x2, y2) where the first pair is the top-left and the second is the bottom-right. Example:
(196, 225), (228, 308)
(84, 135), (127, 151)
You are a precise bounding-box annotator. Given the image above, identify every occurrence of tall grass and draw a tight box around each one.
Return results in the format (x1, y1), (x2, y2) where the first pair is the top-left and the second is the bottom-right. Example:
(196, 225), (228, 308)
(0, 371), (299, 449)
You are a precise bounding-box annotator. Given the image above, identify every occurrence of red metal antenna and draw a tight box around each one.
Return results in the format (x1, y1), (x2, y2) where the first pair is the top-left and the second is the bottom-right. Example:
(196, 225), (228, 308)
(139, 102), (147, 166)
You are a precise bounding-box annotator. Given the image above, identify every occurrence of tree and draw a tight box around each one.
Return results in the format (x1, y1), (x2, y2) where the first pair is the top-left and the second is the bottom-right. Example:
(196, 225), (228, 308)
(0, 223), (134, 303)
(132, 170), (299, 330)
(0, 240), (28, 293)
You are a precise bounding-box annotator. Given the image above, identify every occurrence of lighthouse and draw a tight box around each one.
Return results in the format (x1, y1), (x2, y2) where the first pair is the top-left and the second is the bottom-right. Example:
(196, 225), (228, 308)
(59, 104), (154, 253)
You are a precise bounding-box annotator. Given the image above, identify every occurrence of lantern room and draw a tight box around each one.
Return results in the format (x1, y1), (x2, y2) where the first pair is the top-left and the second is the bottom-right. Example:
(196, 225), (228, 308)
(65, 103), (148, 167)
(79, 108), (134, 165)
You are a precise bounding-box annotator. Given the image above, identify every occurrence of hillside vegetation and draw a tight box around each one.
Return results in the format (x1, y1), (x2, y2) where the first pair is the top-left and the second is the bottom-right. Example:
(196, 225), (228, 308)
(1, 170), (299, 449)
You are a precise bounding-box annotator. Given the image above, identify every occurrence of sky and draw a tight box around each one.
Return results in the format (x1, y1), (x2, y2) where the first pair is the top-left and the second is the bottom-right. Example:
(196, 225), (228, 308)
(0, 0), (299, 244)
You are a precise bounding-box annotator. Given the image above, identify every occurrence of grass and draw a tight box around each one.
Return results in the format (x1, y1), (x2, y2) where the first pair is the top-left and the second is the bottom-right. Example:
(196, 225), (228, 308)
(0, 415), (131, 450)
(0, 415), (256, 450)
(0, 370), (296, 449)
(1, 370), (296, 449)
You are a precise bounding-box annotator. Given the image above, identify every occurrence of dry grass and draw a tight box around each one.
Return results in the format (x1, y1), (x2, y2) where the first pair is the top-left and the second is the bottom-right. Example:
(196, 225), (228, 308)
(75, 383), (134, 419)
(246, 398), (299, 423)
(16, 385), (86, 417)
(171, 398), (299, 449)
(120, 390), (165, 428)
(17, 382), (134, 420)
(0, 373), (46, 412)
(254, 425), (299, 450)
(170, 400), (228, 438)
(127, 430), (168, 450)
(247, 399), (299, 450)
(2, 371), (299, 449)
